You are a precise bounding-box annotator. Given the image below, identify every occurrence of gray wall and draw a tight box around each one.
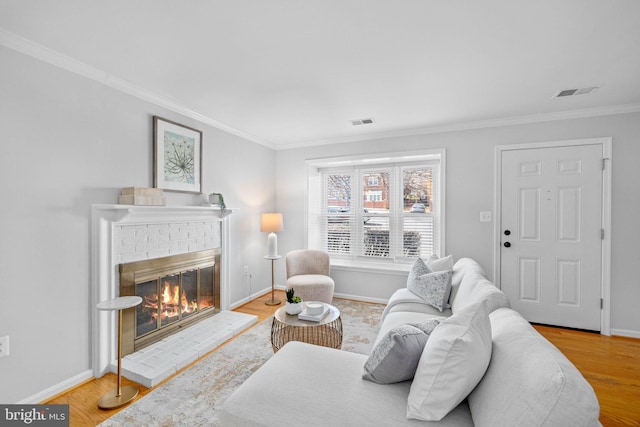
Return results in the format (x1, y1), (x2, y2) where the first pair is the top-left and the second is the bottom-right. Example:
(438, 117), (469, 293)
(2, 39), (639, 403)
(0, 46), (276, 403)
(275, 112), (640, 336)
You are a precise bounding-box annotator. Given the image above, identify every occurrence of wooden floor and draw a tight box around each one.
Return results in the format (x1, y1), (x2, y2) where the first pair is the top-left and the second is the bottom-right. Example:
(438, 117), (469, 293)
(45, 290), (640, 426)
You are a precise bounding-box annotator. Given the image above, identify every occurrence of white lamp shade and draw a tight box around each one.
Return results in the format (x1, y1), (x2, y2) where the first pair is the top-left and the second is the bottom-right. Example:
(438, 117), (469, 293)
(261, 213), (284, 233)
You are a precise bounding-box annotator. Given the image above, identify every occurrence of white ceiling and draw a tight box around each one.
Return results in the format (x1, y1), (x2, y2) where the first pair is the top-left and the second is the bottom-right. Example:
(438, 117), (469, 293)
(1, 1), (640, 149)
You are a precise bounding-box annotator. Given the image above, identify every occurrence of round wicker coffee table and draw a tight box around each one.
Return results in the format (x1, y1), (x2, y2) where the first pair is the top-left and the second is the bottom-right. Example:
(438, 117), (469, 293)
(271, 302), (343, 352)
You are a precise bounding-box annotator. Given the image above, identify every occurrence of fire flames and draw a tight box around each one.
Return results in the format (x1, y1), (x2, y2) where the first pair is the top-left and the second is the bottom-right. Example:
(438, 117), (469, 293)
(144, 281), (198, 321)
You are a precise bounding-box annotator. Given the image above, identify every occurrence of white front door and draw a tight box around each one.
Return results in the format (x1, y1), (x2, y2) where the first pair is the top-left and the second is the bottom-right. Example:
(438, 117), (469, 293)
(500, 143), (603, 331)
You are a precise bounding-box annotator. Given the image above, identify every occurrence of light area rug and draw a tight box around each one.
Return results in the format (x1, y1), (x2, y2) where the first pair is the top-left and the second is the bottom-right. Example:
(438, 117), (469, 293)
(99, 299), (384, 427)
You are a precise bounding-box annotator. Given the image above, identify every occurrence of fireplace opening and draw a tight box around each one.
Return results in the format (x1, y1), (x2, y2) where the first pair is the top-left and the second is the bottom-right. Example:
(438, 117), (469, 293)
(119, 249), (220, 356)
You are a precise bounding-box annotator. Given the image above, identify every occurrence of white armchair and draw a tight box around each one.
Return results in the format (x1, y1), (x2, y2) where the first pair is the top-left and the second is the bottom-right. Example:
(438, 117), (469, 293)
(285, 249), (335, 304)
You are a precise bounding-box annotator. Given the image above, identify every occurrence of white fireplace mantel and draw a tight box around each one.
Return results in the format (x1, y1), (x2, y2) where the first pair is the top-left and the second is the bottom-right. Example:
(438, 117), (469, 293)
(90, 204), (233, 377)
(93, 204), (232, 223)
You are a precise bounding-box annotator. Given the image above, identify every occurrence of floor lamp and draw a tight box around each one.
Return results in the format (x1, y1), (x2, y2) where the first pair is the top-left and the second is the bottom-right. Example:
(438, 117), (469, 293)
(261, 213), (283, 305)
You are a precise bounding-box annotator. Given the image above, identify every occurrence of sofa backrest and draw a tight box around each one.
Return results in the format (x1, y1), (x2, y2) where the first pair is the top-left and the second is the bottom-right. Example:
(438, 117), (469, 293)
(468, 308), (601, 427)
(450, 258), (510, 314)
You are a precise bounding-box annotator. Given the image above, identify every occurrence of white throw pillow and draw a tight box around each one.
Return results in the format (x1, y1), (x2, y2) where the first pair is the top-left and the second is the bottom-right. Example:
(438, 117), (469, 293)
(426, 254), (454, 272)
(362, 319), (442, 384)
(407, 257), (453, 312)
(426, 254), (454, 308)
(407, 300), (492, 421)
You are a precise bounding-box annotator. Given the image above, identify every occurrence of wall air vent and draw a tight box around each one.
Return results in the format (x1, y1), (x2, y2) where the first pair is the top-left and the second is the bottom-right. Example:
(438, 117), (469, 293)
(554, 86), (601, 98)
(351, 118), (375, 126)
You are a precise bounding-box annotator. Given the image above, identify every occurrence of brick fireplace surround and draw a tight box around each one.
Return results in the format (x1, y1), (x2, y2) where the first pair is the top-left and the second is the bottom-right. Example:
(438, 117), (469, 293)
(91, 205), (256, 387)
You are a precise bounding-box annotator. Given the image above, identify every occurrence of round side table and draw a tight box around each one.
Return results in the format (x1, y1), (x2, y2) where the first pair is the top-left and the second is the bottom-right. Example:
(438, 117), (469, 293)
(270, 302), (343, 352)
(96, 296), (142, 409)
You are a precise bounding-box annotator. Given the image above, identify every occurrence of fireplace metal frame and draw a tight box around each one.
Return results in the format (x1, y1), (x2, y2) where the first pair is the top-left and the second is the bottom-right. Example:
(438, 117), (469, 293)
(119, 248), (221, 356)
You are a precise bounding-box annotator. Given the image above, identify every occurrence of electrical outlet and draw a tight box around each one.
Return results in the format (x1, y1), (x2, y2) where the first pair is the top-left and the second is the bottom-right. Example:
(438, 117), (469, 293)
(243, 266), (250, 276)
(0, 336), (9, 358)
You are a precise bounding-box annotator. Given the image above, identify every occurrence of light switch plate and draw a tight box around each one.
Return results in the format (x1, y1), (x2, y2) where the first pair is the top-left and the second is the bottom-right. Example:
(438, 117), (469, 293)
(479, 211), (492, 223)
(0, 336), (9, 358)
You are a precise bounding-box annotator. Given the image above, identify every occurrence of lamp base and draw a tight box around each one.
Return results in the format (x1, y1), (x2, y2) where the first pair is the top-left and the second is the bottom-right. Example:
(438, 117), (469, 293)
(265, 297), (281, 306)
(98, 385), (139, 409)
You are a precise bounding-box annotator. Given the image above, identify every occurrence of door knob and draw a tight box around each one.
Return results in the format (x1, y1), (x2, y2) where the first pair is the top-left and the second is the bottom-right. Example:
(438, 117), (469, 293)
(504, 242), (511, 248)
(504, 230), (511, 236)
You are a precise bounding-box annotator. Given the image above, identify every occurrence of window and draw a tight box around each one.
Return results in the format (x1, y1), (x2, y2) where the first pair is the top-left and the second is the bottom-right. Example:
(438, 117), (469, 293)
(307, 150), (444, 266)
(366, 190), (382, 202)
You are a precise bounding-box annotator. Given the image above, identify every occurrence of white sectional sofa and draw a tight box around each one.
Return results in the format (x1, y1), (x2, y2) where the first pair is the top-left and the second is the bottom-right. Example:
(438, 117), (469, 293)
(221, 258), (601, 426)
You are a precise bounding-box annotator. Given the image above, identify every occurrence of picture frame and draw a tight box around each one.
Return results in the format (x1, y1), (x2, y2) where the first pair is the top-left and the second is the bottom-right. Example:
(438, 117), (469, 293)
(153, 116), (203, 194)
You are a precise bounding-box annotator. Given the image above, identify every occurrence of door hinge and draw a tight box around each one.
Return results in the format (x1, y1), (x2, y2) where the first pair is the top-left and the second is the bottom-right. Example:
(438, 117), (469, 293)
(601, 228), (605, 240)
(600, 298), (604, 309)
(602, 158), (609, 170)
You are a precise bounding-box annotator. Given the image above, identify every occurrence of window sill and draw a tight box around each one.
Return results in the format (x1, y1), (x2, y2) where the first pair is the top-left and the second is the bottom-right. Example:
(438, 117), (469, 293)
(330, 259), (412, 276)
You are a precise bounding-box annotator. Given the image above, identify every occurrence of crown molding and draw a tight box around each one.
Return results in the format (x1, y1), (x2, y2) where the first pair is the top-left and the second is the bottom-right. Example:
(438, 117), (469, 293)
(277, 102), (640, 150)
(0, 27), (274, 149)
(3, 27), (639, 152)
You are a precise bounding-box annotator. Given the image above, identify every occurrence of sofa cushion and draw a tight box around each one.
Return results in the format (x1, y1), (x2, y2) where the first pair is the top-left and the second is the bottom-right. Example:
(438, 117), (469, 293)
(381, 288), (452, 322)
(407, 258), (453, 312)
(375, 311), (448, 347)
(363, 318), (442, 384)
(450, 258), (510, 315)
(220, 341), (474, 427)
(468, 308), (601, 427)
(407, 300), (492, 421)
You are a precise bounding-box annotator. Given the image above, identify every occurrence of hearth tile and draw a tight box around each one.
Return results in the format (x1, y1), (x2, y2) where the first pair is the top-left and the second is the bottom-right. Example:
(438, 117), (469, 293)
(140, 353), (172, 367)
(140, 366), (177, 388)
(180, 327), (205, 340)
(116, 311), (258, 388)
(193, 334), (231, 357)
(230, 321), (257, 334)
(126, 346), (156, 361)
(217, 330), (235, 343)
(121, 358), (156, 378)
(167, 342), (193, 359)
(160, 333), (186, 346)
(193, 341), (220, 358)
(175, 352), (200, 371)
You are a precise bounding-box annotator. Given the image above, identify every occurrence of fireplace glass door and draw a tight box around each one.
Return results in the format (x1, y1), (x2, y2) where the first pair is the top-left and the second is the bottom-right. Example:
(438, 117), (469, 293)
(119, 249), (220, 355)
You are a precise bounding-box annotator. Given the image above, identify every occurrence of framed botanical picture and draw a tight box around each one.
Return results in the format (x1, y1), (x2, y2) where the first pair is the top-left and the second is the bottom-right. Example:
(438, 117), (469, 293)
(153, 116), (203, 194)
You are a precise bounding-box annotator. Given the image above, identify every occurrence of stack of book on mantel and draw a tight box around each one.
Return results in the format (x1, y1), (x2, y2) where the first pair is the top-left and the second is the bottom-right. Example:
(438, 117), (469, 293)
(118, 187), (166, 206)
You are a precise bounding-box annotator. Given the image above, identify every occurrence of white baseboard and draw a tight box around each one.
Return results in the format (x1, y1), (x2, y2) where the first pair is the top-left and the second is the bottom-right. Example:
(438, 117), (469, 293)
(17, 369), (93, 404)
(230, 286), (273, 310)
(610, 328), (640, 339)
(333, 292), (387, 305)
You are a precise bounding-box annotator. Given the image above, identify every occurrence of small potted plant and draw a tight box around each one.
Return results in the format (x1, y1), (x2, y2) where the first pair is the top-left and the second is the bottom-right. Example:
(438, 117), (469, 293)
(285, 288), (303, 315)
(208, 192), (226, 211)
(208, 192), (230, 217)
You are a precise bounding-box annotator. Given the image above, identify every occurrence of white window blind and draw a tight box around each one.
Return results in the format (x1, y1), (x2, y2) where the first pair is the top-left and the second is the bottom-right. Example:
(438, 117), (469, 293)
(307, 150), (444, 265)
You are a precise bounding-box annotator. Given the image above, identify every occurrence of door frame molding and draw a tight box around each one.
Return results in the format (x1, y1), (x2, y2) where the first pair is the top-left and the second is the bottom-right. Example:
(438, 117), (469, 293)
(493, 137), (612, 335)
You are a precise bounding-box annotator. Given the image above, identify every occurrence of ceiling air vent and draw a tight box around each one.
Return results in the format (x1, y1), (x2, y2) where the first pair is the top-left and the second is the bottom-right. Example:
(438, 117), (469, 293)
(351, 118), (375, 126)
(554, 86), (601, 98)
